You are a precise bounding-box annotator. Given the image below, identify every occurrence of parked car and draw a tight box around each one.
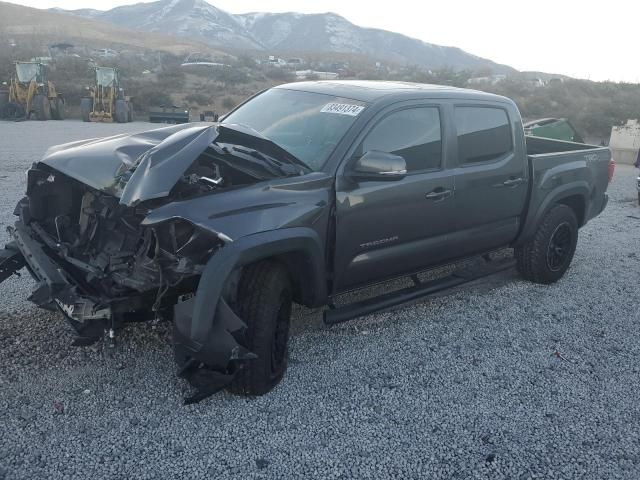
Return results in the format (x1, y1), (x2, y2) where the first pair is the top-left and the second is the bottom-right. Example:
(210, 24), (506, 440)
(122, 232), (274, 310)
(0, 81), (613, 400)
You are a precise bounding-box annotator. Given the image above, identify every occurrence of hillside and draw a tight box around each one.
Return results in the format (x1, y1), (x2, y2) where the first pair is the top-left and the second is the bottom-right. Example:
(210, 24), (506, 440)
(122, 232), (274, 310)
(0, 1), (221, 55)
(62, 0), (515, 73)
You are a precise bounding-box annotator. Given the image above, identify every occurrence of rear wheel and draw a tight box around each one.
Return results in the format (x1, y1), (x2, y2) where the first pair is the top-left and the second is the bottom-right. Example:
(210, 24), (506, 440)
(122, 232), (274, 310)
(80, 97), (92, 122)
(228, 260), (292, 395)
(115, 99), (127, 123)
(33, 94), (51, 121)
(515, 204), (578, 284)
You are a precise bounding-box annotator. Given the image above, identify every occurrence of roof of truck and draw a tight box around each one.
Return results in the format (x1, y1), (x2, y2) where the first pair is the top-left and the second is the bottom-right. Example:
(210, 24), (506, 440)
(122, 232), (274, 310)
(275, 80), (510, 104)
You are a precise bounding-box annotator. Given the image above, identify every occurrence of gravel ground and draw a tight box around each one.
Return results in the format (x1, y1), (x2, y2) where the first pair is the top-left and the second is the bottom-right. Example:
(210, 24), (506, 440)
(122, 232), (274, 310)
(1, 120), (640, 479)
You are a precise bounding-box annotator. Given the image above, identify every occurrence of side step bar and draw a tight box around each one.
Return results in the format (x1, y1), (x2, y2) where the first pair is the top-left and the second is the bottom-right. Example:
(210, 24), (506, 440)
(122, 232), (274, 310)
(323, 256), (516, 325)
(0, 241), (26, 284)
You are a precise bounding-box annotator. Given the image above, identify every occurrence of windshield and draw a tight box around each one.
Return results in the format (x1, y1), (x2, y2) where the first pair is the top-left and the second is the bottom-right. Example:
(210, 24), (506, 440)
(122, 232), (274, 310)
(96, 68), (116, 86)
(15, 63), (40, 83)
(222, 88), (367, 171)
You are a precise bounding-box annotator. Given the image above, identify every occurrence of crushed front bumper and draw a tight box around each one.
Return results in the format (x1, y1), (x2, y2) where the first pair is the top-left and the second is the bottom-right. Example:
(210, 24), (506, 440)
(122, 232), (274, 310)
(3, 218), (255, 401)
(7, 219), (113, 325)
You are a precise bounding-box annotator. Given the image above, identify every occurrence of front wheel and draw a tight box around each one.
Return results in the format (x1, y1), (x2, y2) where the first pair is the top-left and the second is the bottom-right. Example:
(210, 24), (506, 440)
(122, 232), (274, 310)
(33, 94), (51, 121)
(1, 101), (25, 120)
(115, 99), (127, 123)
(80, 97), (92, 122)
(228, 260), (292, 395)
(515, 204), (578, 284)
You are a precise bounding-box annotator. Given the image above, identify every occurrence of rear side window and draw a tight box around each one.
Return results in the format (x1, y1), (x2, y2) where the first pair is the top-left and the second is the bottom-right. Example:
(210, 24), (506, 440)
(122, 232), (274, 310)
(362, 107), (442, 171)
(455, 107), (512, 164)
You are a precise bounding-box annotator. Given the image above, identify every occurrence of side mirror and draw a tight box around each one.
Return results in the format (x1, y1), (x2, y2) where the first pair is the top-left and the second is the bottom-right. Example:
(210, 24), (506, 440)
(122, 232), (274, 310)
(348, 150), (407, 180)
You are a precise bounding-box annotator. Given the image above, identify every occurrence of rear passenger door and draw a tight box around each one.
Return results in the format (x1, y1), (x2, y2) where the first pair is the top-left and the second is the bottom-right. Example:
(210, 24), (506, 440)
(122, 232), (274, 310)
(451, 104), (528, 256)
(333, 104), (456, 291)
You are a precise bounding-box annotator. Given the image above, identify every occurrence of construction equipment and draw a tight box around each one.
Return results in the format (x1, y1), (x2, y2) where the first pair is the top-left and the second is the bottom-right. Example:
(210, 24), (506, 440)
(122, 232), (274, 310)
(0, 61), (64, 121)
(149, 105), (190, 124)
(81, 66), (134, 123)
(199, 110), (218, 122)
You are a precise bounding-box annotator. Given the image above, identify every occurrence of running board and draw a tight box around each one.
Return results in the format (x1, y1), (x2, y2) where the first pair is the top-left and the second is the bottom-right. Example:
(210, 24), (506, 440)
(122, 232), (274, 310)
(323, 257), (516, 325)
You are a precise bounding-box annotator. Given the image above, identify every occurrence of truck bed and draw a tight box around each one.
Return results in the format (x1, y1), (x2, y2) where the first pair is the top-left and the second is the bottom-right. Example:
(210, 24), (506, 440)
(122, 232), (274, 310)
(522, 135), (611, 237)
(526, 135), (604, 156)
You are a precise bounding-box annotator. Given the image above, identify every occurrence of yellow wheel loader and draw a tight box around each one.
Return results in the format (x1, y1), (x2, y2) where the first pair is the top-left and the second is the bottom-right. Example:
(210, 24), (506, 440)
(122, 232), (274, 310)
(81, 67), (133, 123)
(0, 62), (65, 121)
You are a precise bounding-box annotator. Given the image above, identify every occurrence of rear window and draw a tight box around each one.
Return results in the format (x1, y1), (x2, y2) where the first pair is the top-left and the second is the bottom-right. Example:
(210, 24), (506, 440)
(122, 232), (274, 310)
(455, 107), (512, 164)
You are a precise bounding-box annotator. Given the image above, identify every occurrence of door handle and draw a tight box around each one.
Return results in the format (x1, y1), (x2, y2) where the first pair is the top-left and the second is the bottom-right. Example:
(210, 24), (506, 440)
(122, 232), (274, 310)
(502, 177), (525, 187)
(425, 189), (452, 200)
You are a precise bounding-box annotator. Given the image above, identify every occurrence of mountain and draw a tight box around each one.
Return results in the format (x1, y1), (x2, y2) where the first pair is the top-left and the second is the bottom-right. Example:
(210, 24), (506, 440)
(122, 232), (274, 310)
(0, 1), (220, 55)
(67, 0), (262, 50)
(62, 0), (514, 73)
(237, 12), (511, 72)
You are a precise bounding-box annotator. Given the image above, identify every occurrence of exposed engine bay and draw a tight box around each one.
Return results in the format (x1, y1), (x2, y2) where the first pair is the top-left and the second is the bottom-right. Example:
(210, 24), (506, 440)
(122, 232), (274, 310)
(1, 122), (317, 403)
(20, 144), (271, 309)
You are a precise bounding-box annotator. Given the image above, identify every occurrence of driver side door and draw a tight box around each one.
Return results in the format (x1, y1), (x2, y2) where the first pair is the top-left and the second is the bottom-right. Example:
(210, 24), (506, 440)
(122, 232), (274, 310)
(333, 104), (456, 292)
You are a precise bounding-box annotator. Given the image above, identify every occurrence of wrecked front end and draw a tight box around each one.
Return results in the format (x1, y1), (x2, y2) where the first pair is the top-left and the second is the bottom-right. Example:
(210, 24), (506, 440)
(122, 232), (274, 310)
(2, 123), (309, 400)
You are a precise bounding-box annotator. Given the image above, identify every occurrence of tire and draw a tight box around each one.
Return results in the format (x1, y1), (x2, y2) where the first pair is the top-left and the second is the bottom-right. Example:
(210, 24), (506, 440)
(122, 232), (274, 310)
(33, 94), (51, 121)
(1, 101), (25, 120)
(228, 260), (292, 395)
(80, 97), (92, 122)
(0, 90), (8, 112)
(115, 99), (127, 123)
(52, 97), (65, 120)
(515, 204), (578, 284)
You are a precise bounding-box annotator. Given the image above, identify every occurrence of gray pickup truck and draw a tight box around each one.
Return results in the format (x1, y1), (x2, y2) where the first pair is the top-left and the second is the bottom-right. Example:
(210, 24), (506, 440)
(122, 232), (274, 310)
(0, 81), (613, 400)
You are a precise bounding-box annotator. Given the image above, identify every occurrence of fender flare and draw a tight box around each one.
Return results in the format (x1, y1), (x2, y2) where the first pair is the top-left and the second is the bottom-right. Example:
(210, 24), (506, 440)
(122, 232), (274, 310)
(514, 182), (589, 246)
(173, 227), (326, 370)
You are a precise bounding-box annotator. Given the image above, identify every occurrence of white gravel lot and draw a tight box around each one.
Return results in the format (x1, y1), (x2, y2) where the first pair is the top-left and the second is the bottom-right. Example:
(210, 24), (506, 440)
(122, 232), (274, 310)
(1, 120), (639, 479)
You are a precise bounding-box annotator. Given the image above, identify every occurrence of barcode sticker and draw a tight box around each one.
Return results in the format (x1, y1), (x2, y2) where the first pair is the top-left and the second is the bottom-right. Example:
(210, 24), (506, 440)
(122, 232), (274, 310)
(320, 103), (365, 116)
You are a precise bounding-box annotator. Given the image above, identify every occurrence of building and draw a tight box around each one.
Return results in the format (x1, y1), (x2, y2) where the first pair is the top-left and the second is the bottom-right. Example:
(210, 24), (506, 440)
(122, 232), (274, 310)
(609, 120), (640, 165)
(295, 70), (339, 80)
(467, 74), (507, 86)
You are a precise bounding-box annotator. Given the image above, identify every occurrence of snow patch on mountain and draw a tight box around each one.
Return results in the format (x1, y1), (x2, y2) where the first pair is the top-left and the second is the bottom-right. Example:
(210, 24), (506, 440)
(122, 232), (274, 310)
(60, 0), (514, 72)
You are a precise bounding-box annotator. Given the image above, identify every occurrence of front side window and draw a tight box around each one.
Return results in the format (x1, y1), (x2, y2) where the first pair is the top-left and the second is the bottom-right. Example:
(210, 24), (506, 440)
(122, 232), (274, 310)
(96, 68), (116, 86)
(455, 106), (512, 164)
(361, 107), (442, 172)
(223, 88), (367, 171)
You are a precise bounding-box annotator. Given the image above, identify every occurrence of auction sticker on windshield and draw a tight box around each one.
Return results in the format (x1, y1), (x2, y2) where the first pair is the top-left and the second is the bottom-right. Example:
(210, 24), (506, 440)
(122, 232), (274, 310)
(321, 103), (365, 116)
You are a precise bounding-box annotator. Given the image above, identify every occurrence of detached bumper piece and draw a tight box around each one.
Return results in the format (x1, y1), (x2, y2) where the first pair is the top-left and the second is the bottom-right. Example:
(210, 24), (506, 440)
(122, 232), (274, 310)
(174, 295), (255, 404)
(0, 241), (26, 283)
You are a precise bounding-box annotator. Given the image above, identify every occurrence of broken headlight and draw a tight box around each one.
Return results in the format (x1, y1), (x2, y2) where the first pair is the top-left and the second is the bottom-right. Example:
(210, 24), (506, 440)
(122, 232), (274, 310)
(153, 219), (226, 266)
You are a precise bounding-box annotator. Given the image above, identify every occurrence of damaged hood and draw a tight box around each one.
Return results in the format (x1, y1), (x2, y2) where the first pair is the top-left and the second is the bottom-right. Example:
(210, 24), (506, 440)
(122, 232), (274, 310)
(39, 123), (305, 207)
